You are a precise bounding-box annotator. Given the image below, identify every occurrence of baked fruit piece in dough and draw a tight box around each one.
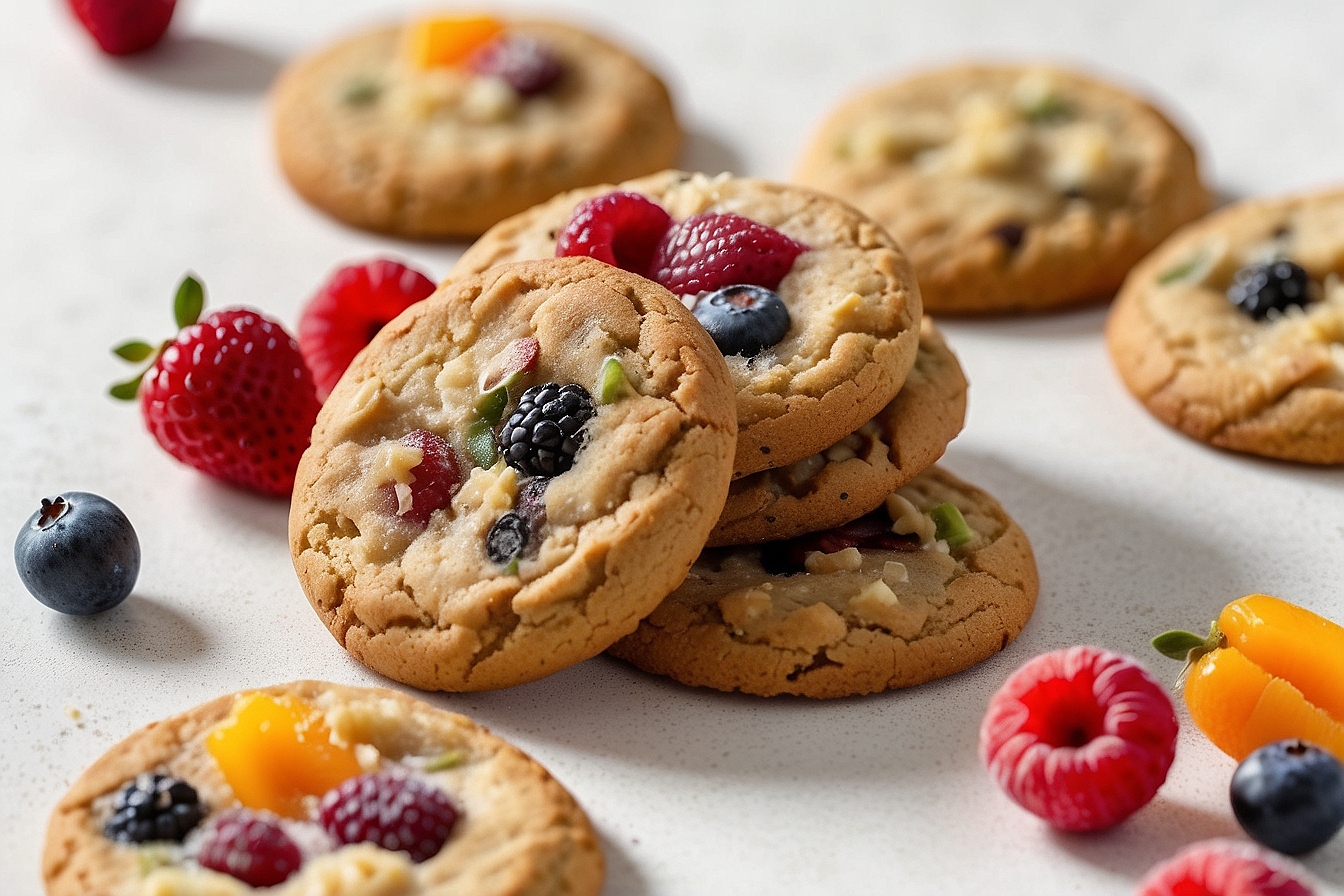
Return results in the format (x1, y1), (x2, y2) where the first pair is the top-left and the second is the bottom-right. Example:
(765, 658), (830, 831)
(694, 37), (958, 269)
(271, 15), (680, 237)
(1107, 189), (1344, 463)
(453, 170), (924, 477)
(42, 680), (603, 896)
(794, 62), (1211, 313)
(608, 466), (1039, 698)
(289, 258), (737, 691)
(709, 316), (966, 546)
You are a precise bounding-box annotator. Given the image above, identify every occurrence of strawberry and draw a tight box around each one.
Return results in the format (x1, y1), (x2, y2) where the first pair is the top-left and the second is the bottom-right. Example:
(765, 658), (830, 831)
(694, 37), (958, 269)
(1135, 839), (1316, 896)
(297, 259), (437, 402)
(979, 645), (1178, 832)
(648, 212), (809, 296)
(68, 0), (176, 55)
(110, 275), (320, 497)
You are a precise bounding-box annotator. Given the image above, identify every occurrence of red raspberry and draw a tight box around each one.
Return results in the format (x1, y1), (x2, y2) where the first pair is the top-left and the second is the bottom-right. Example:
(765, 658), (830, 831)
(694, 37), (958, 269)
(555, 192), (673, 274)
(648, 212), (809, 296)
(389, 430), (463, 527)
(318, 771), (459, 863)
(196, 809), (303, 888)
(298, 259), (436, 402)
(979, 645), (1178, 832)
(469, 34), (563, 96)
(1135, 839), (1316, 896)
(67, 0), (176, 55)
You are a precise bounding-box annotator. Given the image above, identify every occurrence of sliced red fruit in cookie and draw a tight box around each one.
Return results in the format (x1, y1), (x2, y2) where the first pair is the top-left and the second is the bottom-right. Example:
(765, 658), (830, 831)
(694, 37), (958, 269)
(469, 34), (563, 95)
(758, 510), (920, 575)
(649, 212), (808, 296)
(389, 430), (463, 526)
(197, 809), (303, 888)
(298, 259), (437, 402)
(555, 192), (673, 274)
(319, 771), (459, 863)
(478, 336), (541, 394)
(1135, 839), (1316, 896)
(979, 645), (1178, 832)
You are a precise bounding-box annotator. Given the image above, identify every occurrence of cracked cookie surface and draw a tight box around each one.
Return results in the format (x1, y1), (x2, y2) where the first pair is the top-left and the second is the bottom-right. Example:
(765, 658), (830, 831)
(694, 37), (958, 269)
(794, 63), (1210, 313)
(289, 258), (737, 691)
(709, 317), (966, 546)
(1107, 189), (1344, 463)
(43, 680), (603, 896)
(453, 170), (923, 476)
(608, 466), (1038, 698)
(272, 19), (679, 238)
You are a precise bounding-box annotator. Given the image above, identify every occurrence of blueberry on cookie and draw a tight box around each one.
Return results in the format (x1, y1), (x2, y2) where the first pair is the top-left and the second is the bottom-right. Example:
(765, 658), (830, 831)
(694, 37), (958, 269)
(272, 15), (680, 237)
(795, 63), (1212, 313)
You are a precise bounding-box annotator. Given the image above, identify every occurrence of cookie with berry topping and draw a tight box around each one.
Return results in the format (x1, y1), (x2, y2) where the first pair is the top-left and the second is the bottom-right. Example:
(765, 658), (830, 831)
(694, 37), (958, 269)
(607, 465), (1038, 698)
(272, 15), (680, 238)
(453, 170), (924, 478)
(1107, 189), (1344, 463)
(289, 257), (737, 691)
(43, 680), (604, 896)
(794, 63), (1211, 313)
(709, 316), (967, 546)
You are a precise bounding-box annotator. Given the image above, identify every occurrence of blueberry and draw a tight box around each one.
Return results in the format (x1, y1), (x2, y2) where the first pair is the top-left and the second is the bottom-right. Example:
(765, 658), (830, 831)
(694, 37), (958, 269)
(1230, 739), (1344, 855)
(14, 492), (140, 615)
(692, 285), (791, 357)
(1227, 260), (1312, 319)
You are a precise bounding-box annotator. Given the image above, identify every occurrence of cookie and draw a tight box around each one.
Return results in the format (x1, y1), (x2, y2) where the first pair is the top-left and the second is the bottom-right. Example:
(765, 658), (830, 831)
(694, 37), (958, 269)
(272, 15), (680, 238)
(453, 170), (924, 477)
(794, 63), (1212, 313)
(1107, 189), (1344, 463)
(289, 257), (737, 691)
(42, 680), (603, 896)
(608, 465), (1038, 698)
(708, 316), (967, 546)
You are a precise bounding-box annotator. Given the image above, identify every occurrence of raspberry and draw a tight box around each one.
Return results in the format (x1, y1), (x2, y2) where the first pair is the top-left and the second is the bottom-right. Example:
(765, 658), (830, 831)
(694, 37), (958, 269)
(319, 771), (459, 863)
(298, 259), (436, 402)
(102, 773), (205, 844)
(67, 0), (176, 55)
(498, 383), (595, 478)
(196, 809), (303, 888)
(391, 430), (463, 527)
(1135, 839), (1316, 896)
(123, 289), (321, 497)
(979, 645), (1177, 832)
(555, 192), (672, 274)
(648, 212), (808, 296)
(469, 34), (563, 95)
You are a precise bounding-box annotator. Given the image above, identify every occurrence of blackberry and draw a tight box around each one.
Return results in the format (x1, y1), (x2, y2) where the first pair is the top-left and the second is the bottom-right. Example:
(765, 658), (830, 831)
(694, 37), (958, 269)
(103, 773), (206, 843)
(1227, 260), (1312, 319)
(498, 383), (594, 478)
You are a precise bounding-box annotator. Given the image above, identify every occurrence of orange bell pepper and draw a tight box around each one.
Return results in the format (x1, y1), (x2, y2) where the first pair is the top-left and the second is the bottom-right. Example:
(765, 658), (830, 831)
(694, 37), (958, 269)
(1154, 593), (1344, 762)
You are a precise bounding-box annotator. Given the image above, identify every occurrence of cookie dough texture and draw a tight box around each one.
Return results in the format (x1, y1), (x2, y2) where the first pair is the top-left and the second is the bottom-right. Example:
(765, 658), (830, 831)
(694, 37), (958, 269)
(708, 317), (966, 546)
(609, 466), (1038, 698)
(290, 258), (737, 691)
(272, 19), (680, 237)
(795, 63), (1211, 313)
(453, 170), (924, 477)
(43, 680), (603, 896)
(1107, 190), (1344, 463)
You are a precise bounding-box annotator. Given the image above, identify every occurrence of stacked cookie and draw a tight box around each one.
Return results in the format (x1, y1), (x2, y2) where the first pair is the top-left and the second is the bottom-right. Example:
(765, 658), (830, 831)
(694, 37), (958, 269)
(287, 170), (1039, 699)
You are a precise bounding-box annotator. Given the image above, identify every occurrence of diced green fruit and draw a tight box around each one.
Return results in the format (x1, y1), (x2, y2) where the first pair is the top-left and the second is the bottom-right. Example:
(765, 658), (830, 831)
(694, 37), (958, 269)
(598, 356), (629, 404)
(1022, 93), (1070, 123)
(475, 385), (509, 424)
(1157, 250), (1208, 285)
(930, 502), (973, 547)
(343, 78), (382, 106)
(465, 420), (497, 469)
(505, 558), (520, 576)
(425, 749), (468, 771)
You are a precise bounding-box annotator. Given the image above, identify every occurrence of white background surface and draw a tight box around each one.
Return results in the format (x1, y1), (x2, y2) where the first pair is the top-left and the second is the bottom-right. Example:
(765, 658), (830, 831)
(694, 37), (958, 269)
(4, 0), (1344, 893)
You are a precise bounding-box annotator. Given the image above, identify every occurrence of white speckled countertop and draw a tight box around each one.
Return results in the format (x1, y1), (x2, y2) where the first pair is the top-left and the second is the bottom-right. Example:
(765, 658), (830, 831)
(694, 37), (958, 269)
(4, 1), (1344, 893)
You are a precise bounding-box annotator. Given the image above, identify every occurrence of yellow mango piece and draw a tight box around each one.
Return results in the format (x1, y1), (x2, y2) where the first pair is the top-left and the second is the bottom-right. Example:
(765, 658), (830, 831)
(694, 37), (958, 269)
(409, 15), (504, 69)
(1219, 593), (1344, 723)
(206, 693), (363, 818)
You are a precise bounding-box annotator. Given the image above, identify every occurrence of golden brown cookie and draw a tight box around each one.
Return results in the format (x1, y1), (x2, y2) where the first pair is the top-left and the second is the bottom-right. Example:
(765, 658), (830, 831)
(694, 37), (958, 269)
(453, 170), (924, 477)
(289, 258), (737, 691)
(43, 680), (603, 896)
(708, 317), (966, 546)
(1107, 189), (1344, 463)
(795, 62), (1211, 313)
(608, 466), (1039, 698)
(272, 16), (680, 238)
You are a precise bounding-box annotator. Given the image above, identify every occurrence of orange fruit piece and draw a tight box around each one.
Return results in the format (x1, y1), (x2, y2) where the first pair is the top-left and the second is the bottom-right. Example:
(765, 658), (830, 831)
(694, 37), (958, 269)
(409, 15), (504, 69)
(205, 692), (363, 818)
(1179, 594), (1344, 762)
